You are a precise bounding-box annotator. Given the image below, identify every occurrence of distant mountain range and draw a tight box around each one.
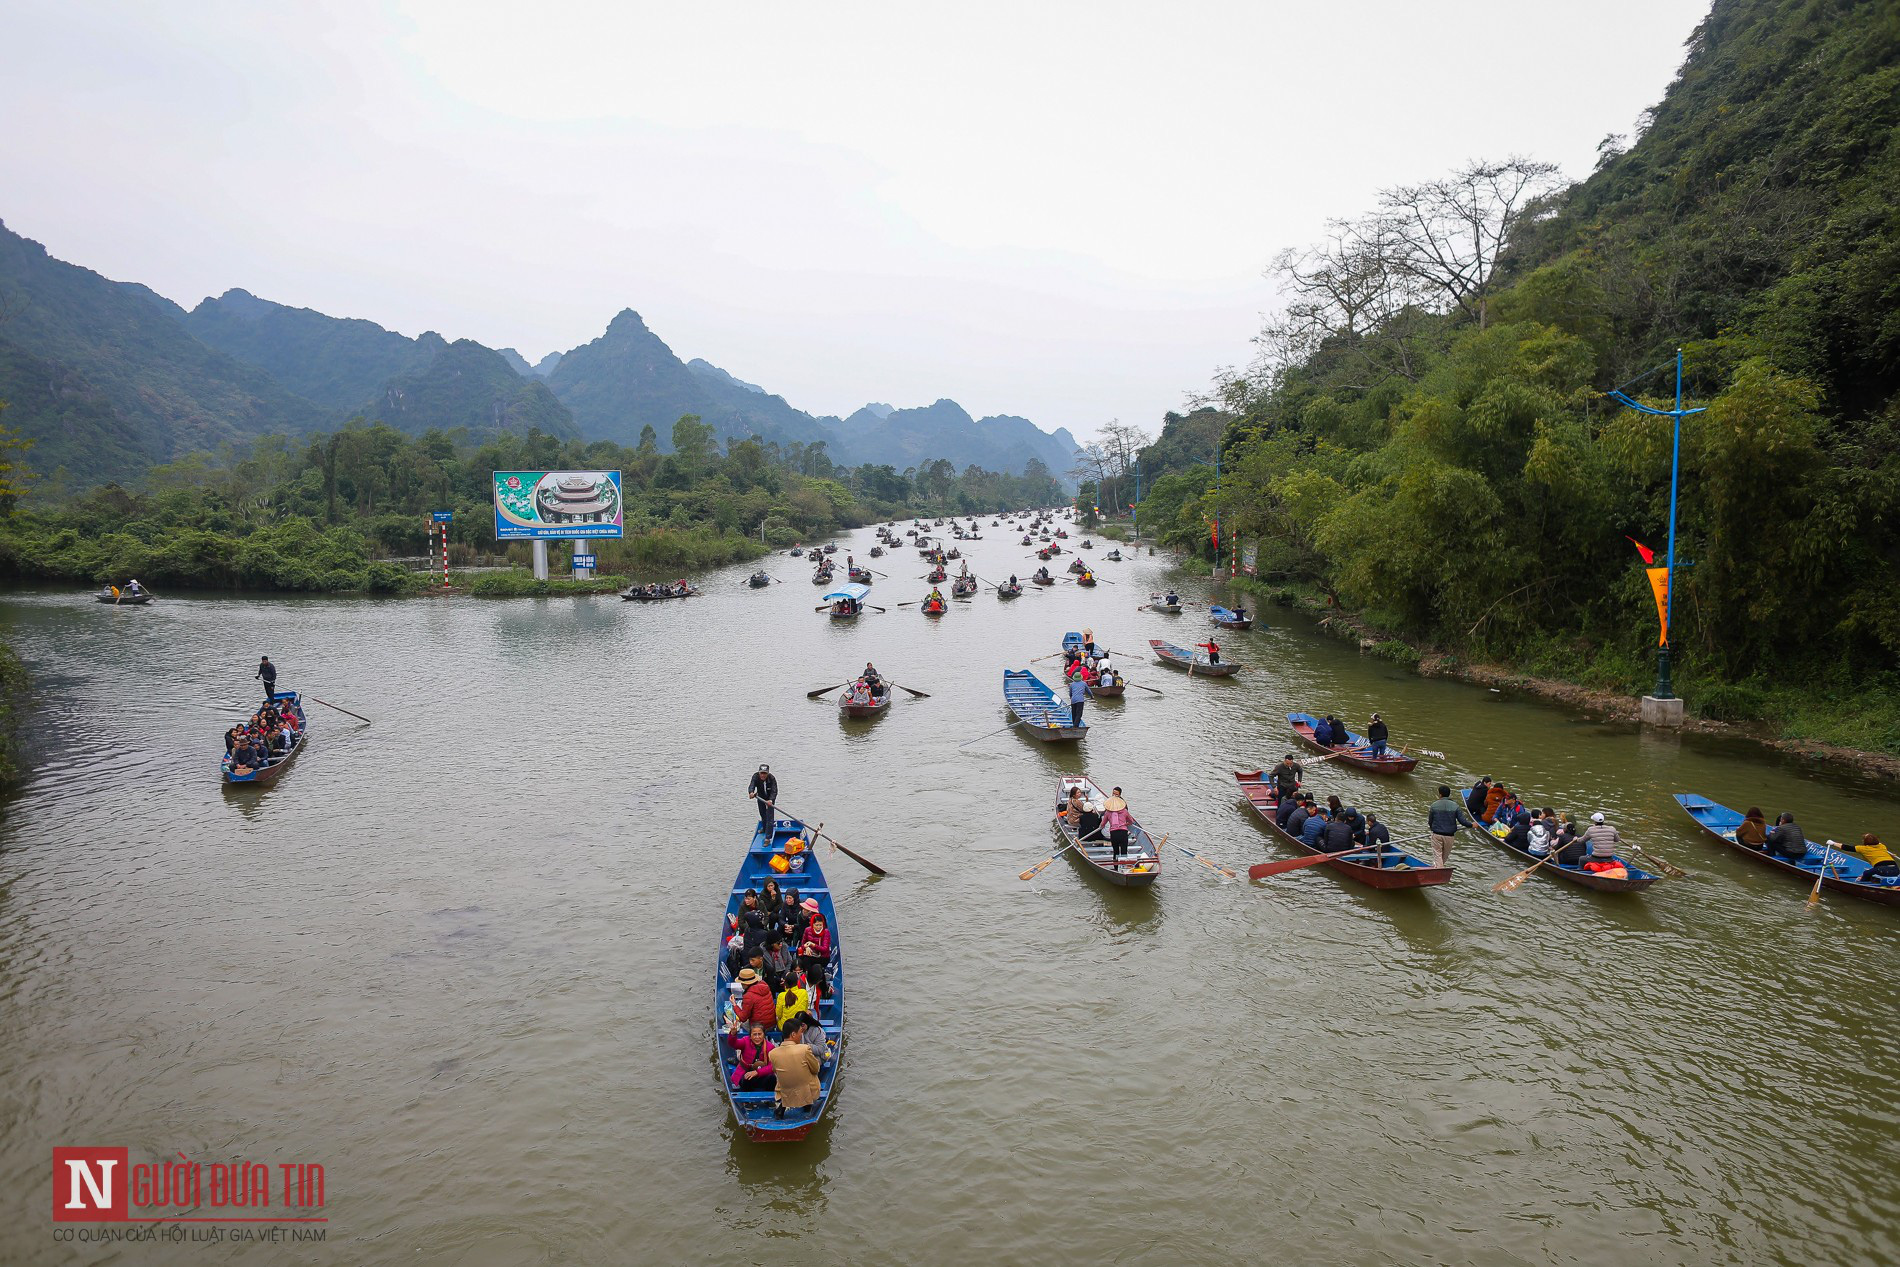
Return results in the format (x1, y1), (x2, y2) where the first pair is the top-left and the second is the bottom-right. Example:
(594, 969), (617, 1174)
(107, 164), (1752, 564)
(0, 219), (1077, 486)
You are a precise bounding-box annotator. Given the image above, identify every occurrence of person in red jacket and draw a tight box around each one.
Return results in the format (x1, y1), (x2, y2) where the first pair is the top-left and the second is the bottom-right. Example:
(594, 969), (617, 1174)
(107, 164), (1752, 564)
(731, 967), (776, 1033)
(1198, 639), (1221, 665)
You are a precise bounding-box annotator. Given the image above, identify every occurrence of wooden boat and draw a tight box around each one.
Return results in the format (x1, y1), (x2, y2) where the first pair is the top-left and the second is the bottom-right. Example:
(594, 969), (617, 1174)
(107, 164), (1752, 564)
(848, 567), (872, 584)
(1031, 574), (1056, 586)
(922, 596), (947, 617)
(1086, 676), (1125, 699)
(712, 817), (845, 1141)
(1209, 605), (1253, 630)
(821, 544), (838, 554)
(1105, 550), (1123, 562)
(1020, 536), (1032, 545)
(822, 582), (870, 619)
(951, 572), (978, 597)
(946, 548), (961, 559)
(623, 584), (702, 601)
(996, 582), (1022, 599)
(1232, 771), (1450, 889)
(1003, 669), (1085, 741)
(1287, 712), (1418, 774)
(868, 546), (884, 558)
(1051, 773), (1160, 888)
(1146, 594), (1182, 614)
(748, 572), (772, 588)
(1463, 816), (1659, 893)
(1067, 558), (1088, 575)
(96, 588), (154, 604)
(1076, 572), (1097, 587)
(1149, 638), (1239, 676)
(1675, 794), (1899, 906)
(1054, 529), (1068, 538)
(789, 547), (805, 557)
(810, 570), (834, 585)
(1047, 544), (1063, 555)
(222, 691), (309, 787)
(925, 566), (947, 583)
(838, 681), (891, 719)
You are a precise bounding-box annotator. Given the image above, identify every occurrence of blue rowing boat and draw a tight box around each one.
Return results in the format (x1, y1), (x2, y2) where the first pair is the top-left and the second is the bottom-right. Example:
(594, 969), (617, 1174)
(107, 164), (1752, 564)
(221, 690), (308, 786)
(713, 817), (846, 1141)
(1003, 669), (1085, 741)
(1062, 631), (1084, 657)
(1208, 604), (1253, 630)
(1675, 794), (1899, 907)
(1288, 712), (1418, 774)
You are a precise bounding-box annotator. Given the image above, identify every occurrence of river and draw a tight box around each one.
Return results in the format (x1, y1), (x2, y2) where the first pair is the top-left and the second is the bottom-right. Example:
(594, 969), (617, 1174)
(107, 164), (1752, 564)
(1, 524), (1895, 1266)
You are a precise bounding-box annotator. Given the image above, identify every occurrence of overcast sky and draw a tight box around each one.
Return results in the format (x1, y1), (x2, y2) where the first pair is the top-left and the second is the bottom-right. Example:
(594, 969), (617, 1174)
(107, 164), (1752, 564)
(1, 0), (1709, 441)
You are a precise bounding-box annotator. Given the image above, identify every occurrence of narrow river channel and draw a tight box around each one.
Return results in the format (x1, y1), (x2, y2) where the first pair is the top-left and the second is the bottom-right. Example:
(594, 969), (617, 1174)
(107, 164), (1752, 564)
(1, 525), (1894, 1266)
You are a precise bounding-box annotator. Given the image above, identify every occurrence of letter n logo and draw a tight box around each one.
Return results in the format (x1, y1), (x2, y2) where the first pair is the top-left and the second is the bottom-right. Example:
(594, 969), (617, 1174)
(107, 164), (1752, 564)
(52, 1148), (129, 1221)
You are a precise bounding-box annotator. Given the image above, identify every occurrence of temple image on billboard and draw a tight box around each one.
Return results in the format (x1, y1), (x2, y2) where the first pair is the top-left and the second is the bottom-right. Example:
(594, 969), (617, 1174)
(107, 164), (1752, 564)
(537, 474), (618, 524)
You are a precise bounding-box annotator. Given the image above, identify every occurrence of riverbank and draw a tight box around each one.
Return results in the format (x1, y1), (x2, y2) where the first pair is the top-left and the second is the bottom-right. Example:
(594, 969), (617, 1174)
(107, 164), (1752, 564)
(1224, 574), (1900, 780)
(0, 640), (27, 787)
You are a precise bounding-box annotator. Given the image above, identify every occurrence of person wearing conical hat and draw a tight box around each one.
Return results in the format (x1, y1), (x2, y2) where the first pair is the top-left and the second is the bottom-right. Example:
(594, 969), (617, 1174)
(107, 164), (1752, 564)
(1103, 788), (1134, 860)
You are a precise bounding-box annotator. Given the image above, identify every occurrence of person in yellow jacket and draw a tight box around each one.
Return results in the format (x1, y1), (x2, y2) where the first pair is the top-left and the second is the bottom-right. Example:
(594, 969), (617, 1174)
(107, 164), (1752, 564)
(775, 974), (812, 1031)
(1837, 833), (1897, 879)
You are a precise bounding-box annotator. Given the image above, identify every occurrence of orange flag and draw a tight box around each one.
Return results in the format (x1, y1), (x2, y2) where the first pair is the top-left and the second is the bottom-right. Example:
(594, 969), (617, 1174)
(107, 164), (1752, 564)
(1645, 567), (1670, 646)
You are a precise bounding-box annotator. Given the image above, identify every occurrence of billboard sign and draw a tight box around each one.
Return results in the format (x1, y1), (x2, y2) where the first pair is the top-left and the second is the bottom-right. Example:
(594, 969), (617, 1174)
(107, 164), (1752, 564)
(492, 471), (624, 540)
(432, 510), (453, 523)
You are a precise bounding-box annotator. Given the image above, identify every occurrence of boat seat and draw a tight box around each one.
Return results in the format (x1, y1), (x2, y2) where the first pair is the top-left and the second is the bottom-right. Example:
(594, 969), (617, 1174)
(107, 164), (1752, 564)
(731, 1091), (778, 1102)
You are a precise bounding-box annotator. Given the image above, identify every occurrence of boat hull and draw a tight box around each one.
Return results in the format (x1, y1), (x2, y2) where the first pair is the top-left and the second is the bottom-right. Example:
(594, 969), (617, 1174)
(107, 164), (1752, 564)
(222, 691), (309, 786)
(1004, 668), (1085, 741)
(1054, 774), (1159, 888)
(1675, 794), (1899, 906)
(1288, 713), (1417, 773)
(1462, 821), (1658, 892)
(713, 818), (846, 1140)
(1149, 639), (1239, 675)
(1232, 770), (1450, 889)
(838, 689), (891, 719)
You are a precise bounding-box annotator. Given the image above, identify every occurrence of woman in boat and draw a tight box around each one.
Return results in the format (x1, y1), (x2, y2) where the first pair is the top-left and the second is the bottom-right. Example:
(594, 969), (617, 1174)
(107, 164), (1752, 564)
(731, 967), (776, 1033)
(775, 971), (812, 1031)
(1502, 811), (1534, 853)
(1552, 817), (1588, 866)
(1055, 786), (1085, 831)
(731, 1022), (776, 1091)
(1482, 782), (1509, 824)
(776, 889), (807, 945)
(1076, 799), (1104, 847)
(1842, 833), (1897, 879)
(763, 935), (796, 992)
(760, 878), (784, 926)
(768, 1017), (823, 1119)
(1525, 810), (1554, 856)
(1102, 789), (1133, 859)
(1734, 807), (1770, 849)
(797, 907), (831, 1000)
(1198, 638), (1221, 664)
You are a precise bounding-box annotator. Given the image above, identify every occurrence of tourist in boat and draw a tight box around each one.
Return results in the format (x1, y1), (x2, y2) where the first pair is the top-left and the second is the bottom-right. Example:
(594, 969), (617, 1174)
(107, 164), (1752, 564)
(1282, 792), (1312, 833)
(1056, 786), (1086, 831)
(768, 1017), (823, 1119)
(731, 967), (775, 1033)
(1067, 673), (1088, 729)
(776, 891), (808, 947)
(255, 655), (277, 703)
(1481, 782), (1509, 824)
(1428, 785), (1476, 869)
(748, 764), (778, 833)
(1764, 812), (1808, 861)
(1102, 789), (1133, 859)
(797, 907), (830, 998)
(1076, 798), (1104, 847)
(1492, 788), (1526, 826)
(1270, 755), (1303, 803)
(731, 1022), (776, 1092)
(1841, 833), (1897, 879)
(224, 726), (240, 755)
(1199, 638), (1221, 665)
(1526, 810), (1554, 856)
(775, 971), (812, 1031)
(799, 1011), (835, 1065)
(1734, 807), (1770, 849)
(1365, 713), (1389, 758)
(1362, 812), (1392, 860)
(1552, 817), (1588, 866)
(760, 878), (783, 921)
(1465, 776), (1493, 818)
(1502, 811), (1534, 853)
(1301, 806), (1331, 850)
(763, 935), (796, 992)
(1320, 809), (1356, 855)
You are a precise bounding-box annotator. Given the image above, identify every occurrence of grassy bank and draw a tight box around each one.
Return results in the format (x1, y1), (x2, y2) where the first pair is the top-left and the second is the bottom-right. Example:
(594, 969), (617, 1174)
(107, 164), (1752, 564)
(1221, 573), (1900, 766)
(462, 571), (625, 598)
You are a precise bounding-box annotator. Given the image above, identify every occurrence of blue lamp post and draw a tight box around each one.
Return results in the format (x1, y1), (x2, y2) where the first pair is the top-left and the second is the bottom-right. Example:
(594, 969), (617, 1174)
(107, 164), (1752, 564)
(1607, 348), (1704, 700)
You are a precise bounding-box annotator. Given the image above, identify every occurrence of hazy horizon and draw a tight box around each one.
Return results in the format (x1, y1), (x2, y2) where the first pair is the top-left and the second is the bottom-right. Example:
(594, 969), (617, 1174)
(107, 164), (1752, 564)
(0, 0), (1710, 443)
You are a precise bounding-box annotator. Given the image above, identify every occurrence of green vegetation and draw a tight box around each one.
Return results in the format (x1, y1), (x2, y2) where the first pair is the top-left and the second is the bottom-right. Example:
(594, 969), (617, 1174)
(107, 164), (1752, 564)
(0, 398), (1062, 593)
(1139, 0), (1900, 754)
(463, 571), (623, 597)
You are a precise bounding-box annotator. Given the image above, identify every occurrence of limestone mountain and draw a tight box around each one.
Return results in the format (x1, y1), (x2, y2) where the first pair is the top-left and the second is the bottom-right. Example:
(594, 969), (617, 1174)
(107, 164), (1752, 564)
(365, 338), (577, 440)
(184, 288), (440, 414)
(0, 219), (326, 481)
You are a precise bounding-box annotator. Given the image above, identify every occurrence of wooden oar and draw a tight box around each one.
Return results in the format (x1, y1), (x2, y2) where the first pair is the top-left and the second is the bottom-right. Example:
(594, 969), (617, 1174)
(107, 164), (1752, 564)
(805, 682), (850, 698)
(888, 681), (931, 698)
(959, 718), (1027, 747)
(1164, 836), (1235, 879)
(308, 696), (372, 724)
(1493, 848), (1561, 893)
(1247, 848), (1375, 880)
(1021, 834), (1087, 880)
(770, 805), (887, 876)
(1805, 841), (1841, 909)
(1630, 848), (1687, 879)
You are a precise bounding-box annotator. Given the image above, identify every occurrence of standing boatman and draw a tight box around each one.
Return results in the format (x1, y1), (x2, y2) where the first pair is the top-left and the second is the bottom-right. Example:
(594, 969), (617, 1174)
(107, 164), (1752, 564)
(1066, 672), (1088, 730)
(255, 655), (277, 704)
(748, 764), (779, 834)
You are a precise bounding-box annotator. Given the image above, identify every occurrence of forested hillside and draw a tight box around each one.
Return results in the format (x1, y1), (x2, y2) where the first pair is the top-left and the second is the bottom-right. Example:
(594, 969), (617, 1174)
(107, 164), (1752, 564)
(1138, 0), (1900, 750)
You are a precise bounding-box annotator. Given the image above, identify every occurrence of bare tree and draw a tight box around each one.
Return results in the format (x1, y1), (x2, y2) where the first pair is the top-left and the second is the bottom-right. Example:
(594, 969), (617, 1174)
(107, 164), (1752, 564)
(1377, 156), (1564, 330)
(1259, 214), (1431, 388)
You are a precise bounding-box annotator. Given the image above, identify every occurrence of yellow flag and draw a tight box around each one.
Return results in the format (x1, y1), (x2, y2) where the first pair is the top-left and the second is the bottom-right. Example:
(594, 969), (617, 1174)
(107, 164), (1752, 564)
(1645, 567), (1670, 646)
